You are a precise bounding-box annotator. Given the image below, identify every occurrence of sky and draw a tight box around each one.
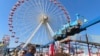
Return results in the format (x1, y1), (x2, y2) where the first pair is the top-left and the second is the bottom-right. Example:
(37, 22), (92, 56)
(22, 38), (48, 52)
(0, 0), (100, 50)
(59, 0), (100, 43)
(0, 0), (18, 47)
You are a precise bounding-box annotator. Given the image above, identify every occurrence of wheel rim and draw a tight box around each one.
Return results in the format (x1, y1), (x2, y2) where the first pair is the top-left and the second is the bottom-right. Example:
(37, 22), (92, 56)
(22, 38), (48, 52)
(8, 0), (70, 45)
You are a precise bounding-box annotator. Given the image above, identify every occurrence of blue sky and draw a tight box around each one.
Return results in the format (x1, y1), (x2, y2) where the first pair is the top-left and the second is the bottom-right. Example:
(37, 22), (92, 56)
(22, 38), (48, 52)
(0, 0), (100, 49)
(0, 0), (17, 47)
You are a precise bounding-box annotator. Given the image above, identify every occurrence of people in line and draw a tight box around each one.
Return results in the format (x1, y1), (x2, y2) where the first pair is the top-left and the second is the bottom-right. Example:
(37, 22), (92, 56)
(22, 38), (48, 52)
(5, 43), (71, 56)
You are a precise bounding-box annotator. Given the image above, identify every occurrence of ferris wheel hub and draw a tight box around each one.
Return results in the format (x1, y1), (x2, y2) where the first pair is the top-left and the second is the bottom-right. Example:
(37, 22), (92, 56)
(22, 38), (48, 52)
(40, 15), (48, 24)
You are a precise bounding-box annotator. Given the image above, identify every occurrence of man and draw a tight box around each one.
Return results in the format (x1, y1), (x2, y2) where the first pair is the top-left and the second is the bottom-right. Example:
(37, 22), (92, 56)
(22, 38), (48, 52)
(25, 45), (36, 56)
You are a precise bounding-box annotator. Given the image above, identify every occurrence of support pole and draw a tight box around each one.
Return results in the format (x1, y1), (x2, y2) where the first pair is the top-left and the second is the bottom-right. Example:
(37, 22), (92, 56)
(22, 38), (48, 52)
(68, 40), (70, 54)
(39, 47), (41, 55)
(59, 36), (71, 54)
(75, 42), (78, 56)
(46, 22), (54, 37)
(86, 34), (91, 56)
(97, 48), (100, 56)
(23, 22), (43, 48)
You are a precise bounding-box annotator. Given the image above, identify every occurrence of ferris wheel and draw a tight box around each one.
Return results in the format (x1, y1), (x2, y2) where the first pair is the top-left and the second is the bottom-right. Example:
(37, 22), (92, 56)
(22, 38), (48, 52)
(8, 0), (70, 47)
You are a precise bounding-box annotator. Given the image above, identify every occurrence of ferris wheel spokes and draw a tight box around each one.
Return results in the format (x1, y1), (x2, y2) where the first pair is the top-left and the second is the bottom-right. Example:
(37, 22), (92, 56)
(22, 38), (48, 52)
(23, 22), (43, 48)
(9, 0), (70, 46)
(23, 21), (55, 48)
(46, 22), (55, 37)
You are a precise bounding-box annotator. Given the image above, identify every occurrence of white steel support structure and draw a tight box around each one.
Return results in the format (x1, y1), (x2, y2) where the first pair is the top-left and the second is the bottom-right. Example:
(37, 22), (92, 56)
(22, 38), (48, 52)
(46, 22), (55, 37)
(23, 22), (43, 48)
(23, 16), (55, 48)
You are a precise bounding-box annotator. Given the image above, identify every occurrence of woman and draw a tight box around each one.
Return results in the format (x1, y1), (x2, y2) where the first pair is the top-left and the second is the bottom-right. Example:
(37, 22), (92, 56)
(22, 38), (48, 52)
(19, 50), (27, 56)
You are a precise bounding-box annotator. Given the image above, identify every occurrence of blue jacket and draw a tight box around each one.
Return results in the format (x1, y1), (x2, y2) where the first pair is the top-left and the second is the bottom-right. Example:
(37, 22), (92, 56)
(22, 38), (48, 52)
(25, 52), (34, 56)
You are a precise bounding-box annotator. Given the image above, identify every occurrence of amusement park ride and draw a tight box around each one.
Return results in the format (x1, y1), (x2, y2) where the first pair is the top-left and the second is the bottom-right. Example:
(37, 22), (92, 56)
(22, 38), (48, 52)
(7, 0), (100, 56)
(43, 15), (100, 47)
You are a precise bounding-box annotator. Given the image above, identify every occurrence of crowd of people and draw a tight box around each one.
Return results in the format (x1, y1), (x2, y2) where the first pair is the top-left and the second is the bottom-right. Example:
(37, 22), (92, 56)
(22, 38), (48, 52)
(9, 43), (35, 56)
(0, 41), (71, 56)
(9, 43), (70, 56)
